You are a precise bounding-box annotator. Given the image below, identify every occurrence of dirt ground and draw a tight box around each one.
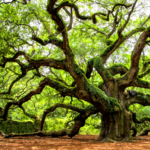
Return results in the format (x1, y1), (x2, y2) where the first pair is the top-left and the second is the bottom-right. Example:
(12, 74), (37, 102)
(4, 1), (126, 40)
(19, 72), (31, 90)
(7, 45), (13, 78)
(0, 134), (150, 150)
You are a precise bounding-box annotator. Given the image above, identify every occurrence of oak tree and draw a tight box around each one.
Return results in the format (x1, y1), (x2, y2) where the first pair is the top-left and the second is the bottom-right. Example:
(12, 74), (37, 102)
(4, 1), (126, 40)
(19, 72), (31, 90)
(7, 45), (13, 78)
(1, 0), (150, 142)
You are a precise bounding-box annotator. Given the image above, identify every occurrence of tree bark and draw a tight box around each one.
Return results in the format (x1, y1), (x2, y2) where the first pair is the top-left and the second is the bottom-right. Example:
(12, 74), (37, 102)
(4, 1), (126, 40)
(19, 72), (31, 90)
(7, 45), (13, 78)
(97, 110), (132, 142)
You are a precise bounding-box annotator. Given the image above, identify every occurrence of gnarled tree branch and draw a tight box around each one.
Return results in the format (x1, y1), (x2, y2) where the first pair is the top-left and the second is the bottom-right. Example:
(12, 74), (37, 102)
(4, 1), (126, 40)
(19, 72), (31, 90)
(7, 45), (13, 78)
(118, 29), (150, 88)
(0, 77), (76, 120)
(85, 57), (113, 82)
(129, 92), (150, 106)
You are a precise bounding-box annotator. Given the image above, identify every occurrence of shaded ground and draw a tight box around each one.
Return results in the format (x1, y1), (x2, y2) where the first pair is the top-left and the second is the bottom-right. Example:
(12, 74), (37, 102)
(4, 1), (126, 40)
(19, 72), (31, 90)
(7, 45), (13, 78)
(0, 134), (150, 150)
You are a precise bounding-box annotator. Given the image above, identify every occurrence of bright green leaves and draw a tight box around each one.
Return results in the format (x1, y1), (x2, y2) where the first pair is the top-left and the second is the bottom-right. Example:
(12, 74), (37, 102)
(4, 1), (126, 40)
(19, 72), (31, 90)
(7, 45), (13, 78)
(1, 4), (18, 22)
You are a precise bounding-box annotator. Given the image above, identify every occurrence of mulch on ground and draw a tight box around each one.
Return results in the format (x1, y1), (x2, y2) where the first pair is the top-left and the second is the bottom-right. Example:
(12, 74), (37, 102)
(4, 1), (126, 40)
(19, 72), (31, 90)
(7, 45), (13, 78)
(0, 134), (150, 150)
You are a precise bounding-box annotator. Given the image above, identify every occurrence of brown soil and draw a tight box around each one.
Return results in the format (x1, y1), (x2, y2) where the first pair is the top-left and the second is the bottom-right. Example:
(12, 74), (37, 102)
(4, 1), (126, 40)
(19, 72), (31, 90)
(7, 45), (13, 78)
(0, 134), (150, 150)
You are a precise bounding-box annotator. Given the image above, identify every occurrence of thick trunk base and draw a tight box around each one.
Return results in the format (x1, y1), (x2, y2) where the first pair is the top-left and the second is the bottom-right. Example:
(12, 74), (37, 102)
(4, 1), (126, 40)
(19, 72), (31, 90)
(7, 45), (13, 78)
(97, 110), (132, 142)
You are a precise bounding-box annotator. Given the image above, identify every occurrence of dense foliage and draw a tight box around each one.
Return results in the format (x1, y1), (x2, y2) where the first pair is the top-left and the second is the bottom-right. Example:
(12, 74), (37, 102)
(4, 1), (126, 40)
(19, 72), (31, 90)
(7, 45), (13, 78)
(1, 0), (150, 142)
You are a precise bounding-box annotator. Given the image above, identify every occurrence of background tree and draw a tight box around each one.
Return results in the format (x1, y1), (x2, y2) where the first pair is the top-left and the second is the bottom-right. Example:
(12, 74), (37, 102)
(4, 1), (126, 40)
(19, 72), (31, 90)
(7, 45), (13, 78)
(1, 0), (150, 142)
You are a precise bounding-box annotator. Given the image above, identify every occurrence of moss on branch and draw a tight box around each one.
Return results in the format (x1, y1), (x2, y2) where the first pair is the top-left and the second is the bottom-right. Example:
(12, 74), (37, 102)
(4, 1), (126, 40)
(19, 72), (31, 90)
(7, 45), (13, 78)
(146, 26), (150, 32)
(100, 39), (118, 58)
(124, 27), (145, 39)
(136, 93), (150, 103)
(129, 92), (150, 106)
(73, 64), (85, 76)
(32, 35), (63, 48)
(85, 57), (113, 81)
(138, 129), (150, 136)
(85, 79), (121, 113)
(94, 57), (113, 80)
(1, 104), (97, 139)
(107, 64), (128, 76)
(138, 67), (150, 78)
(132, 112), (150, 123)
(85, 58), (94, 78)
(39, 104), (97, 138)
(137, 78), (150, 88)
(0, 78), (76, 121)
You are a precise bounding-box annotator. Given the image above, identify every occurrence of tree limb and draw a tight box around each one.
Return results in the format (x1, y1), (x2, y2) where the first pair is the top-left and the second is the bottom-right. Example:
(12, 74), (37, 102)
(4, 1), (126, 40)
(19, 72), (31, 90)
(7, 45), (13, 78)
(130, 126), (137, 137)
(129, 92), (150, 106)
(32, 35), (64, 49)
(132, 112), (150, 123)
(1, 51), (67, 72)
(101, 27), (145, 63)
(141, 15), (150, 26)
(85, 57), (113, 82)
(1, 105), (97, 138)
(40, 104), (97, 137)
(117, 0), (138, 36)
(138, 129), (150, 136)
(106, 64), (128, 76)
(118, 29), (150, 88)
(138, 68), (150, 78)
(56, 1), (132, 23)
(0, 78), (76, 120)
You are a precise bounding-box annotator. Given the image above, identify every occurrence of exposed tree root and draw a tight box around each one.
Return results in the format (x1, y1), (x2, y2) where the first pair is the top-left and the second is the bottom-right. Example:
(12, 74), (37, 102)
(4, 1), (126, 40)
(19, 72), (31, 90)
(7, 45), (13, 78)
(95, 137), (117, 143)
(121, 137), (132, 142)
(101, 138), (117, 143)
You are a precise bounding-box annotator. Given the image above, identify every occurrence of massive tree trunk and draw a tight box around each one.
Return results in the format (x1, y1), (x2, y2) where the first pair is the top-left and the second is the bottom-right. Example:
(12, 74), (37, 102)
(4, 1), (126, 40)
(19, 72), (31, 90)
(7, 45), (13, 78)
(97, 110), (132, 142)
(95, 84), (132, 142)
(1, 0), (150, 143)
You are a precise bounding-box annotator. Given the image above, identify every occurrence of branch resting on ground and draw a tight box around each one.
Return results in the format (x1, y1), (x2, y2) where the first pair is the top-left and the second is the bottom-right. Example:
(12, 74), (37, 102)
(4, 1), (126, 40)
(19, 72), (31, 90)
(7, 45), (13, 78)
(0, 105), (97, 138)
